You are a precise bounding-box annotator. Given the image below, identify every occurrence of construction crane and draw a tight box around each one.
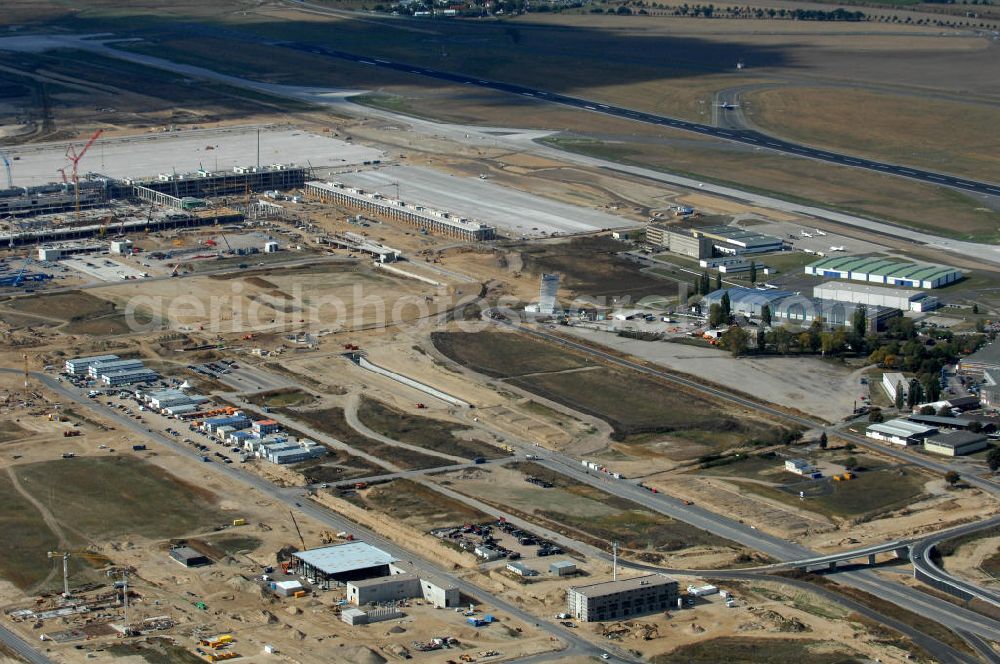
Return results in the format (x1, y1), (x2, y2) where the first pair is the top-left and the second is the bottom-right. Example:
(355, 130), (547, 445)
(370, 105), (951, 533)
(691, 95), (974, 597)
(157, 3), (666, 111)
(0, 152), (12, 189)
(57, 168), (68, 185)
(219, 232), (234, 254)
(46, 550), (109, 597)
(288, 509), (307, 551)
(64, 129), (103, 219)
(47, 551), (72, 597)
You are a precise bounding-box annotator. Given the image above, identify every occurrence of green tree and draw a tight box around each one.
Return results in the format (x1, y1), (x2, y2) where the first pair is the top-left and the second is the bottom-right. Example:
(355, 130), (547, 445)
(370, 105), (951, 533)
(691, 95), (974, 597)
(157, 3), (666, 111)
(761, 304), (772, 327)
(853, 305), (868, 338)
(708, 303), (724, 328)
(701, 271), (711, 294)
(749, 260), (757, 285)
(756, 325), (766, 351)
(924, 376), (941, 403)
(726, 326), (749, 357)
(987, 447), (1000, 472)
(720, 292), (731, 322)
(945, 470), (960, 486)
(844, 456), (858, 471)
(894, 382), (905, 410)
(907, 379), (924, 410)
(972, 303), (979, 314)
(976, 318), (986, 333)
(715, 271), (722, 291)
(868, 408), (884, 423)
(819, 432), (828, 449)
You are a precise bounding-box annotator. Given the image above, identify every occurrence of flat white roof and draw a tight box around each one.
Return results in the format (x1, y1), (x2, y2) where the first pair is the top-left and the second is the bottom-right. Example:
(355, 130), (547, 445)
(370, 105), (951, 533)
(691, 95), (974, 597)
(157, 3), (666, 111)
(867, 418), (937, 437)
(571, 574), (677, 598)
(814, 281), (925, 299)
(293, 542), (396, 575)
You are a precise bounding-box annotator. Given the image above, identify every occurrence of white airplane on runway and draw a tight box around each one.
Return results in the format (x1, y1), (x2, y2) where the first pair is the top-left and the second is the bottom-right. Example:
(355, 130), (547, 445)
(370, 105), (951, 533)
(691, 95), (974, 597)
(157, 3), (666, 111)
(715, 102), (739, 110)
(814, 229), (827, 236)
(829, 246), (846, 252)
(800, 230), (813, 238)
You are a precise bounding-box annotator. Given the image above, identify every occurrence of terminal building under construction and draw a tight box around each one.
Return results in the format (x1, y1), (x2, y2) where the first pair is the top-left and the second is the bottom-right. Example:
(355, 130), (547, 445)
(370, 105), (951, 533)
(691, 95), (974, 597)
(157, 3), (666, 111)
(0, 165), (307, 247)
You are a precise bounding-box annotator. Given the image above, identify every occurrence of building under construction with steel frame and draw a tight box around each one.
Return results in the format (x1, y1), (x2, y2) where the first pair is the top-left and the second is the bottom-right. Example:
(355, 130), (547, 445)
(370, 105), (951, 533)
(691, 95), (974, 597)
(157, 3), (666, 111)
(304, 180), (496, 241)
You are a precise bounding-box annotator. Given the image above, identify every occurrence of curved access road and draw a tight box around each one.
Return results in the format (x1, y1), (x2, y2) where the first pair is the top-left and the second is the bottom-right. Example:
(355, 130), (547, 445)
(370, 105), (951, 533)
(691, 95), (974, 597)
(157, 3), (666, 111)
(911, 515), (1000, 609)
(278, 42), (1000, 198)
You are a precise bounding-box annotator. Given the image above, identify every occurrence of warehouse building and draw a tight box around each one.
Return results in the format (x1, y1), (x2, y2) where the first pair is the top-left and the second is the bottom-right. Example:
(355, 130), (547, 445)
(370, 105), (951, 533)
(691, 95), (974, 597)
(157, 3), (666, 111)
(959, 342), (1000, 377)
(305, 181), (496, 241)
(567, 574), (679, 622)
(645, 226), (714, 259)
(347, 572), (422, 606)
(703, 288), (898, 331)
(690, 225), (784, 255)
(770, 295), (899, 332)
(805, 256), (962, 289)
(64, 354), (120, 376)
(923, 431), (989, 457)
(813, 282), (939, 313)
(169, 546), (211, 568)
(907, 414), (992, 433)
(866, 419), (938, 446)
(702, 287), (792, 318)
(291, 542), (397, 590)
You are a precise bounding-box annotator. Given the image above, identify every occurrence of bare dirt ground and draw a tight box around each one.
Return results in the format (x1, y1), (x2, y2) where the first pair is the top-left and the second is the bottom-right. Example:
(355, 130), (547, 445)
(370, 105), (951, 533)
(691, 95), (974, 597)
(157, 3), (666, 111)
(558, 326), (862, 422)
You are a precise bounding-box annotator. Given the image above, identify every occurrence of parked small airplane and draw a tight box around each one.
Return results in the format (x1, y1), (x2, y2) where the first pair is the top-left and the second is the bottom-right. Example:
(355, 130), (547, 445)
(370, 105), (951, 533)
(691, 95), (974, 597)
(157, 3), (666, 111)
(813, 229), (827, 236)
(715, 101), (739, 110)
(800, 230), (813, 238)
(829, 246), (846, 252)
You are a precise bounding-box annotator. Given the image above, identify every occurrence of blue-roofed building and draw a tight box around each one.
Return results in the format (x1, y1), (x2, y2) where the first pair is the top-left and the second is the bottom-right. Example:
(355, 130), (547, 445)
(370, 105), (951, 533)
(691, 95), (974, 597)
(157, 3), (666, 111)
(292, 542), (397, 589)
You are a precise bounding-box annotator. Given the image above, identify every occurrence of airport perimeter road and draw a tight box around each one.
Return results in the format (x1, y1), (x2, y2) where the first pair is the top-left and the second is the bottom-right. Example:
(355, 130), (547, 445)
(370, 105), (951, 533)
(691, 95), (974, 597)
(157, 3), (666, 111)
(0, 622), (56, 664)
(14, 371), (627, 664)
(278, 43), (1000, 198)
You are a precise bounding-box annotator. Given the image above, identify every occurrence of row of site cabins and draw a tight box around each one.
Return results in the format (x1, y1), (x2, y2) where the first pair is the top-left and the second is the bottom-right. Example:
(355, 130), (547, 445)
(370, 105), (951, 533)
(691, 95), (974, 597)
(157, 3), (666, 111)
(581, 459), (625, 479)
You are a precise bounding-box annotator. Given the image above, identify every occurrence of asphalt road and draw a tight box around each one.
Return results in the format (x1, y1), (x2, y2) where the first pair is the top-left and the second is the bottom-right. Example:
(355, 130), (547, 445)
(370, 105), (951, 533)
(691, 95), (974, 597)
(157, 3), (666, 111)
(0, 622), (56, 664)
(277, 42), (1000, 198)
(11, 370), (626, 663)
(911, 515), (1000, 608)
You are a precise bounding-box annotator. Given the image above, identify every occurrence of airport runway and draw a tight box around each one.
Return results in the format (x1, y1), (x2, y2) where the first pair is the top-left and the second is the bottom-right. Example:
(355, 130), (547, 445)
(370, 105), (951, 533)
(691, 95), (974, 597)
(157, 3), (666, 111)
(279, 42), (1000, 198)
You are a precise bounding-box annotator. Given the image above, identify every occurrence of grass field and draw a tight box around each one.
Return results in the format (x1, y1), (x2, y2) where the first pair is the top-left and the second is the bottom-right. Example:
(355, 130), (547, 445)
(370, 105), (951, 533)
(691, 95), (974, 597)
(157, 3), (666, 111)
(517, 236), (679, 301)
(466, 462), (736, 552)
(434, 329), (795, 450)
(246, 388), (316, 409)
(0, 456), (225, 591)
(279, 405), (458, 470)
(541, 135), (1000, 243)
(734, 466), (928, 520)
(348, 478), (491, 531)
(357, 397), (507, 460)
(16, 456), (227, 540)
(0, 473), (63, 590)
(4, 291), (116, 322)
(293, 448), (384, 484)
(747, 87), (1000, 182)
(653, 637), (863, 663)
